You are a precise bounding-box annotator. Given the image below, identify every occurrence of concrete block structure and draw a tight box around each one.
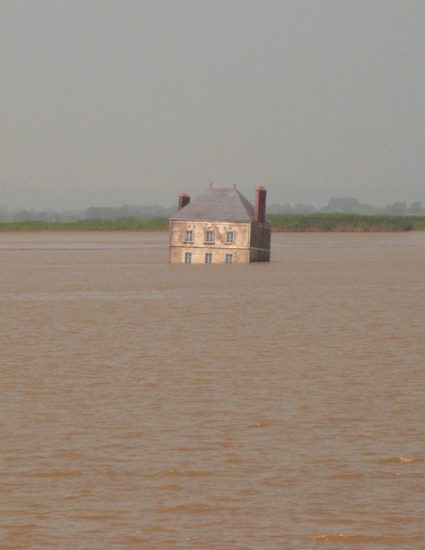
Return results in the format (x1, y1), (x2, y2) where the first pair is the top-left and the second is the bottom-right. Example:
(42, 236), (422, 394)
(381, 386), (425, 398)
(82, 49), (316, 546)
(169, 185), (271, 264)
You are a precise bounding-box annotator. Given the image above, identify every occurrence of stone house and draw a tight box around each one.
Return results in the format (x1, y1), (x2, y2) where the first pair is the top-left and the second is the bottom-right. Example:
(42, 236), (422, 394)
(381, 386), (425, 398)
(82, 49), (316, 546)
(169, 185), (271, 264)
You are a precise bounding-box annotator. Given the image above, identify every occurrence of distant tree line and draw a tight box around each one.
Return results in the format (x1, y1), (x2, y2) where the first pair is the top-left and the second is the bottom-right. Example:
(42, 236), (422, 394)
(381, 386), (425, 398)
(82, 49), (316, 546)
(0, 197), (423, 222)
(267, 197), (424, 216)
(0, 204), (175, 222)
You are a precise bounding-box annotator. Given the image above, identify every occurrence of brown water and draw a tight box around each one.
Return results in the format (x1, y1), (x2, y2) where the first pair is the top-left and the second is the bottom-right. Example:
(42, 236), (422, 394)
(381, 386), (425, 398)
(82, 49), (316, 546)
(1, 231), (424, 549)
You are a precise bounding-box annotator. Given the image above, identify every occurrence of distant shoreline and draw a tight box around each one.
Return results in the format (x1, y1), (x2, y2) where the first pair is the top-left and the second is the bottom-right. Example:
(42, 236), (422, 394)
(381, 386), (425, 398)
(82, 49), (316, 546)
(0, 214), (424, 232)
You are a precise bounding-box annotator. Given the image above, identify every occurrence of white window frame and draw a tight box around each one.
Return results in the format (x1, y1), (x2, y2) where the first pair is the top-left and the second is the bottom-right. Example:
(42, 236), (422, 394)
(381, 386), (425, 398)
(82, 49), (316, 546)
(205, 253), (212, 264)
(184, 252), (192, 264)
(185, 229), (193, 243)
(225, 253), (233, 264)
(205, 230), (214, 244)
(226, 231), (234, 244)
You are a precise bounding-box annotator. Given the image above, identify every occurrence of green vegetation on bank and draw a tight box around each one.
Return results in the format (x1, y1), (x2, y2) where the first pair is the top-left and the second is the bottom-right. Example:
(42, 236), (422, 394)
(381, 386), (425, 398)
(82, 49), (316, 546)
(0, 217), (169, 232)
(1, 214), (425, 232)
(268, 213), (425, 232)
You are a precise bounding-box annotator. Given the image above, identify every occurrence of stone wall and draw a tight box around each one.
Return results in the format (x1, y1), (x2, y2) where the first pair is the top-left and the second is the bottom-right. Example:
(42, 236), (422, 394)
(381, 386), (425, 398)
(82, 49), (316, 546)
(249, 222), (271, 262)
(169, 220), (251, 264)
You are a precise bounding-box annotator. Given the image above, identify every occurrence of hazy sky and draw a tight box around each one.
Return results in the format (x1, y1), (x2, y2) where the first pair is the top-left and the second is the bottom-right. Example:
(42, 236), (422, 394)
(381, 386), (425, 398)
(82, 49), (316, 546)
(1, 0), (424, 210)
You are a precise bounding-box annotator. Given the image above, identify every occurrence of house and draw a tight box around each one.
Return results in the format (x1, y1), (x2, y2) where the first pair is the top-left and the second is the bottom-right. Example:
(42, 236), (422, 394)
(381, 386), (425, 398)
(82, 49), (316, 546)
(169, 185), (271, 264)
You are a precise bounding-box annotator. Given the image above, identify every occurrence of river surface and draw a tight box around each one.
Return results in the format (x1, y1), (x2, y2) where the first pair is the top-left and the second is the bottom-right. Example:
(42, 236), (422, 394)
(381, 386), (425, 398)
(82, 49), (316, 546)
(1, 231), (424, 549)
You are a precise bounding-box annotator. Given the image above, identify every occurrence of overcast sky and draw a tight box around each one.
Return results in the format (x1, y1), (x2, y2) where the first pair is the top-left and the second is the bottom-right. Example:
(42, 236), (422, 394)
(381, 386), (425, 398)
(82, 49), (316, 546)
(1, 0), (424, 210)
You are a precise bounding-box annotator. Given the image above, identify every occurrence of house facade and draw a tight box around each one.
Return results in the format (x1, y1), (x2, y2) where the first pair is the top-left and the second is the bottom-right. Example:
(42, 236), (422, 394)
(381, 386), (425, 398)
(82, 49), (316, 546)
(169, 185), (271, 264)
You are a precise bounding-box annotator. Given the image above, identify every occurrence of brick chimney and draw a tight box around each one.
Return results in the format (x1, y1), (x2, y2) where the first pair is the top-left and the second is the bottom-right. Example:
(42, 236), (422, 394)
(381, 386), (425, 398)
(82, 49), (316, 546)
(178, 192), (190, 210)
(254, 186), (267, 223)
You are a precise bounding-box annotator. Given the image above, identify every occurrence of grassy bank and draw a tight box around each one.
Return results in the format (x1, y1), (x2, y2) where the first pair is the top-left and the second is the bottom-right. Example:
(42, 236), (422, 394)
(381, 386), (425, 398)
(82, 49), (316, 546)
(1, 214), (425, 232)
(268, 213), (425, 232)
(0, 218), (169, 232)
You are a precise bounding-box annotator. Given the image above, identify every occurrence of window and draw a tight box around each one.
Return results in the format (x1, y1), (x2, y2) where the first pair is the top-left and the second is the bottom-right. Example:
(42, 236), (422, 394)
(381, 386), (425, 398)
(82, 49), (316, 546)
(205, 230), (214, 244)
(225, 254), (233, 264)
(185, 229), (193, 242)
(226, 231), (234, 244)
(205, 253), (212, 264)
(184, 252), (192, 264)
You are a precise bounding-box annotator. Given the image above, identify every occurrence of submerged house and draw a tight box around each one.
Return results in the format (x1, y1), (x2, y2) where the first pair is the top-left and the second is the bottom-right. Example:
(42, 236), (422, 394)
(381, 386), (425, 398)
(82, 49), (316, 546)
(169, 185), (271, 264)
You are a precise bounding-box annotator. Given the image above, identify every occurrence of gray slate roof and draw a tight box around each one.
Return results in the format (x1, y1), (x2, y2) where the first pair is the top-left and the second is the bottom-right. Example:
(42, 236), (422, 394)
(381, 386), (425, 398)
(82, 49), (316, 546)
(171, 186), (256, 222)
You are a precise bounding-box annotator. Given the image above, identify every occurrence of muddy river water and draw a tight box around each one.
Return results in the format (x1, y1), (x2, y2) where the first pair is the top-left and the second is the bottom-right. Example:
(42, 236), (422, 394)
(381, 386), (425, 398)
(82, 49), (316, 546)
(1, 231), (424, 548)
